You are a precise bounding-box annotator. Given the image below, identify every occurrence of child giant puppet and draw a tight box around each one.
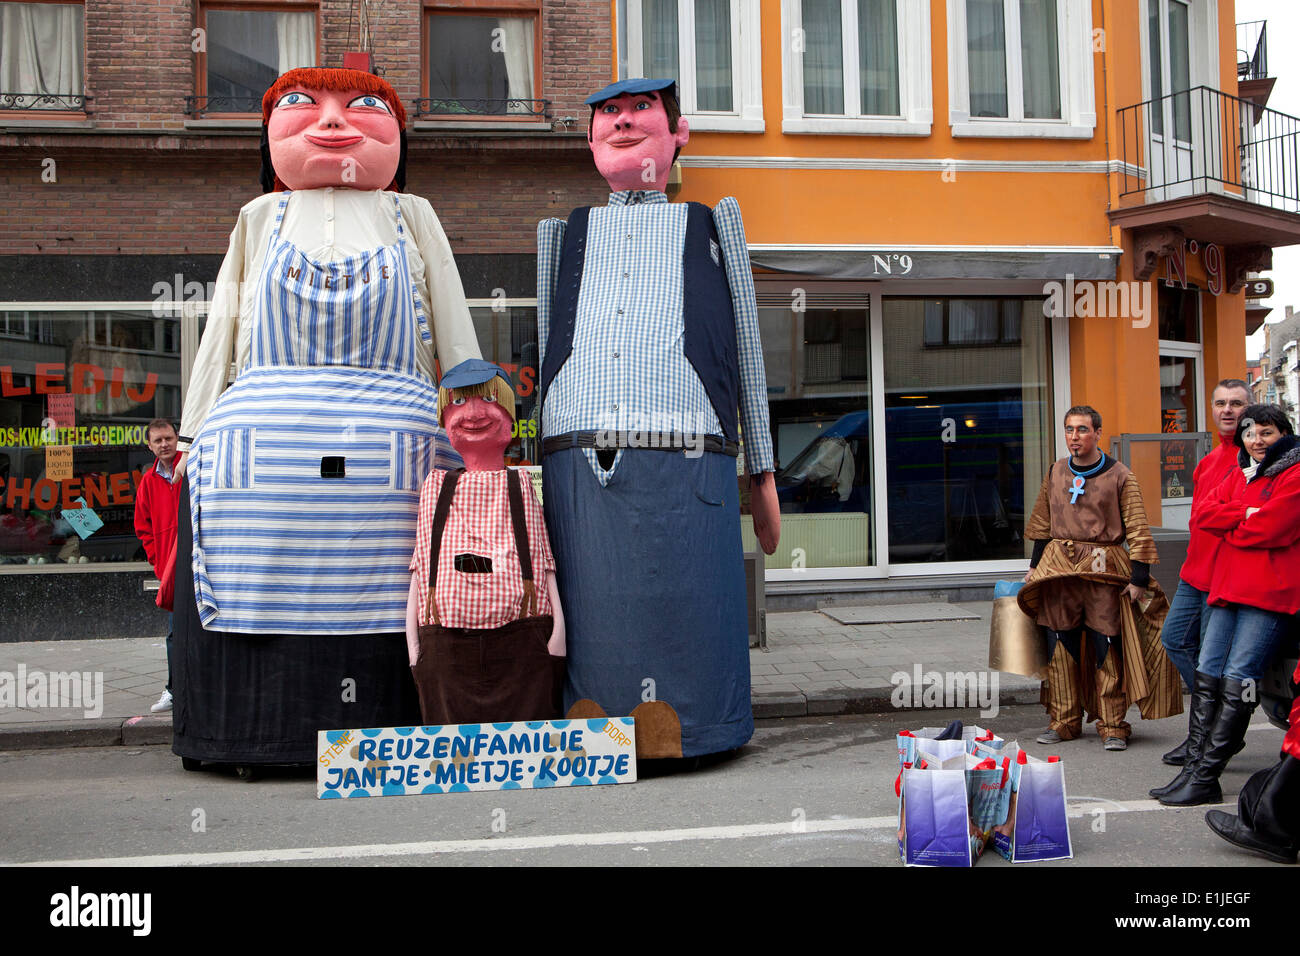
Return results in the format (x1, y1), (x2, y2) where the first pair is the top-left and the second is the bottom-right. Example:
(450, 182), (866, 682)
(537, 79), (780, 759)
(172, 69), (480, 767)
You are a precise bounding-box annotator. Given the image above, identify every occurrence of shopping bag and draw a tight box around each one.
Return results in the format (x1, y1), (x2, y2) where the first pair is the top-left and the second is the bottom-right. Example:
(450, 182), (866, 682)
(991, 749), (1073, 863)
(897, 722), (1003, 766)
(897, 759), (979, 867)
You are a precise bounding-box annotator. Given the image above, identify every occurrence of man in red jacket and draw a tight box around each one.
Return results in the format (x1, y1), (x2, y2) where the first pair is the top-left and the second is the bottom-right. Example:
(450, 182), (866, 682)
(1155, 379), (1251, 766)
(134, 418), (183, 713)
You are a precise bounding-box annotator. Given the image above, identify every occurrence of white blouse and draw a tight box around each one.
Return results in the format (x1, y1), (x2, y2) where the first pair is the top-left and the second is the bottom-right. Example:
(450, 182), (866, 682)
(179, 187), (481, 440)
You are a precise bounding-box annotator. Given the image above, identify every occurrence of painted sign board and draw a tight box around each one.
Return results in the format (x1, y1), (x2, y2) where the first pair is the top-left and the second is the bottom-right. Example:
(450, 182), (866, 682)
(317, 717), (637, 799)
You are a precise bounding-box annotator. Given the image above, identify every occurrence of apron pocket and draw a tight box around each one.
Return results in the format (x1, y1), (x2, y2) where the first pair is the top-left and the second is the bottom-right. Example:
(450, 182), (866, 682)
(693, 451), (728, 506)
(212, 428), (255, 490)
(392, 431), (434, 491)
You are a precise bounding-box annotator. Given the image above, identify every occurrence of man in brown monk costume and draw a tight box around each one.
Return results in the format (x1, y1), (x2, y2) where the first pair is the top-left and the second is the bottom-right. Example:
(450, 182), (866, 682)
(1018, 406), (1182, 751)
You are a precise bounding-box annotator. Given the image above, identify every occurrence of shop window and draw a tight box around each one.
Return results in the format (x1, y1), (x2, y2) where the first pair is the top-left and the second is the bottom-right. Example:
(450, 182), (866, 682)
(0, 1), (85, 113)
(781, 0), (933, 135)
(195, 4), (317, 116)
(421, 3), (543, 120)
(744, 292), (875, 569)
(885, 296), (1053, 564)
(0, 310), (183, 568)
(619, 0), (764, 132)
(467, 299), (540, 465)
(946, 0), (1095, 138)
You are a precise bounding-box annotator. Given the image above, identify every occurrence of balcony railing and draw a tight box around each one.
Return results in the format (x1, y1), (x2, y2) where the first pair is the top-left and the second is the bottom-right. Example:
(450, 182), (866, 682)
(1, 92), (91, 112)
(1237, 20), (1268, 82)
(413, 97), (549, 119)
(1116, 86), (1300, 214)
(185, 95), (262, 117)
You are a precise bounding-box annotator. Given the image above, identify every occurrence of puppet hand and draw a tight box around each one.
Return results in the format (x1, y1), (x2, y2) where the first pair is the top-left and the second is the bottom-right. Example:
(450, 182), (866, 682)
(547, 618), (566, 657)
(750, 472), (781, 555)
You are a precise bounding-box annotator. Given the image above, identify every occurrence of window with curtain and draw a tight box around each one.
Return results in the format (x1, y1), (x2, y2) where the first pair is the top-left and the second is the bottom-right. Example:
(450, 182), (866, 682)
(202, 6), (316, 112)
(0, 2), (84, 109)
(799, 0), (899, 117)
(425, 11), (538, 116)
(619, 0), (763, 127)
(965, 0), (1061, 120)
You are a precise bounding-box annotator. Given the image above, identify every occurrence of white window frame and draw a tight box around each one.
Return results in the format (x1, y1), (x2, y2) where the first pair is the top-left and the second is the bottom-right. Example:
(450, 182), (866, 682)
(781, 0), (932, 135)
(620, 0), (764, 132)
(946, 0), (1096, 139)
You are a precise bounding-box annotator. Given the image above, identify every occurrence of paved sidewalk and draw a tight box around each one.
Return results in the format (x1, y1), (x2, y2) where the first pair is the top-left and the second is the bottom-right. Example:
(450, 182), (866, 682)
(0, 601), (1042, 750)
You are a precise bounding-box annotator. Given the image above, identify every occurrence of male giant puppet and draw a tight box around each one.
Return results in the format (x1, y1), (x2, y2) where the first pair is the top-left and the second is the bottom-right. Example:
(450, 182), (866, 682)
(537, 79), (780, 760)
(172, 68), (480, 768)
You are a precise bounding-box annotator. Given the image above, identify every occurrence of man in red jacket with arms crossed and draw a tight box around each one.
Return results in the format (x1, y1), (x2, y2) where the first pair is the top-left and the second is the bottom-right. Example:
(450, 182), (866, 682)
(134, 418), (183, 714)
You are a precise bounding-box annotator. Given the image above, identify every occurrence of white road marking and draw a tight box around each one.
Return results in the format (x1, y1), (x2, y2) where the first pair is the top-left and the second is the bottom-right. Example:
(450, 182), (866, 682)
(11, 797), (1207, 867)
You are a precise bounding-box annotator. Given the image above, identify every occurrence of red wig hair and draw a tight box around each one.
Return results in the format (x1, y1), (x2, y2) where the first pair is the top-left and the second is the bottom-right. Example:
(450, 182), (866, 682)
(261, 67), (407, 126)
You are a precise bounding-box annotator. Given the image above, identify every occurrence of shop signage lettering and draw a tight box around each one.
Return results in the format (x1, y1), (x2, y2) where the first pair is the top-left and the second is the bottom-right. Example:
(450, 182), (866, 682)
(1163, 238), (1224, 296)
(2, 470), (144, 511)
(0, 364), (158, 402)
(317, 717), (637, 799)
(871, 253), (915, 276)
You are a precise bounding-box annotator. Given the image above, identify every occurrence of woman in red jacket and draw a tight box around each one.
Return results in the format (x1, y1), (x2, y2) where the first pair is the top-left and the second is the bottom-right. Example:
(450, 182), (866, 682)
(1155, 404), (1299, 807)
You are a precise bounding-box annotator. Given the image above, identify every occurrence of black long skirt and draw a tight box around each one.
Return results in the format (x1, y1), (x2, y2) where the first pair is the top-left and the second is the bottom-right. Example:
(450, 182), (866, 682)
(171, 478), (421, 765)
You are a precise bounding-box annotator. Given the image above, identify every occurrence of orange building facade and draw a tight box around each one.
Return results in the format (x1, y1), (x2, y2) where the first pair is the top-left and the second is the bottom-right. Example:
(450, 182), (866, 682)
(614, 0), (1294, 586)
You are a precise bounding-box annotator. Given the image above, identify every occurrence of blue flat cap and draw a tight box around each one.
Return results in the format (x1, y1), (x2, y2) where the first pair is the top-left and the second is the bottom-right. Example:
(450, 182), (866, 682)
(585, 77), (677, 106)
(439, 358), (511, 391)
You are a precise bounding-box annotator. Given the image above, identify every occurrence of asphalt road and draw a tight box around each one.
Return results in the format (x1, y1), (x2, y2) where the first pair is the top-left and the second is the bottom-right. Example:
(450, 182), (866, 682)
(0, 703), (1287, 872)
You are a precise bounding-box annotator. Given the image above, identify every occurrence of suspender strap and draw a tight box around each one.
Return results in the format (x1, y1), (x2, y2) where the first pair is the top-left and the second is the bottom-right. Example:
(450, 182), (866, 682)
(425, 468), (463, 627)
(506, 468), (539, 618)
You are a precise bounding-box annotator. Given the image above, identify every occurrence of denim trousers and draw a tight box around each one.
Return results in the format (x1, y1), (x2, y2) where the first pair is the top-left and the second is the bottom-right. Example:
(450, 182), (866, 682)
(1161, 580), (1210, 690)
(1198, 603), (1289, 684)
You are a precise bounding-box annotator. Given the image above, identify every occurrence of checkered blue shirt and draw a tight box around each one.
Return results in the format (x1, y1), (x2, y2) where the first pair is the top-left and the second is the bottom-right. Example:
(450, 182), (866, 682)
(537, 189), (774, 484)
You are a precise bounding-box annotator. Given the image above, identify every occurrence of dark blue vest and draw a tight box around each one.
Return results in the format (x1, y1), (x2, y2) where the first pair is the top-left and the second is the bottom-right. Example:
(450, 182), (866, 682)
(538, 201), (740, 442)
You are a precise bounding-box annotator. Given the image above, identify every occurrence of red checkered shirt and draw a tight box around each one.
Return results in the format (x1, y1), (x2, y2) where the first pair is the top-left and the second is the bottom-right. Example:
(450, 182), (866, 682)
(410, 468), (555, 629)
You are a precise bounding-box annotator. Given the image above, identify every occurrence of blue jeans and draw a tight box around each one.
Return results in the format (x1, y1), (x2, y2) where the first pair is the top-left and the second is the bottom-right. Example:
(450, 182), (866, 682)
(1161, 581), (1210, 690)
(1198, 603), (1289, 684)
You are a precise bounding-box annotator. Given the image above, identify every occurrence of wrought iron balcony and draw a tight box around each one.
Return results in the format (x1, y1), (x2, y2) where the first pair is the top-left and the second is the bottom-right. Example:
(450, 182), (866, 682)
(413, 97), (549, 119)
(1114, 86), (1300, 223)
(185, 95), (263, 117)
(1, 92), (91, 112)
(1237, 20), (1268, 82)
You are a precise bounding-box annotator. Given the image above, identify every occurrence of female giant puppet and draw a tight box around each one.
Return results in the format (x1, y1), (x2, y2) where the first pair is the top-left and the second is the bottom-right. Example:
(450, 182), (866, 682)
(172, 68), (480, 771)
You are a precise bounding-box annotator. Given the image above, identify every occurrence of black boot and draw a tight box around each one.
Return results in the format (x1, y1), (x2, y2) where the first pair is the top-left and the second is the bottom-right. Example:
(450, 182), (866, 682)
(1150, 671), (1219, 798)
(1160, 677), (1256, 807)
(1205, 755), (1300, 864)
(1162, 706), (1192, 765)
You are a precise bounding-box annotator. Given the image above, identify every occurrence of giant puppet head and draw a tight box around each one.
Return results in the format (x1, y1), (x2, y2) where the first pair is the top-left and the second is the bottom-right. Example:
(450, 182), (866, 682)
(585, 78), (689, 194)
(259, 67), (408, 193)
(437, 359), (516, 472)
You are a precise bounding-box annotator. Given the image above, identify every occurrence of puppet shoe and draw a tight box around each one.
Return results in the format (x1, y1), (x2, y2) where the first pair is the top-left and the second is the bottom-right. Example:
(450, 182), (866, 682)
(1205, 810), (1298, 865)
(565, 699), (608, 720)
(629, 700), (683, 759)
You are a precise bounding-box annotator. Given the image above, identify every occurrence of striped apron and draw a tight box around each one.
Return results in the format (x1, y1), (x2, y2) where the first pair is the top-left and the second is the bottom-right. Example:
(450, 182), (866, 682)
(187, 191), (452, 634)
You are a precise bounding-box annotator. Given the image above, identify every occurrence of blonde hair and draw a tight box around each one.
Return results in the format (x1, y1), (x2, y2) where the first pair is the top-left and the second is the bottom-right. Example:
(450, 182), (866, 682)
(437, 375), (516, 424)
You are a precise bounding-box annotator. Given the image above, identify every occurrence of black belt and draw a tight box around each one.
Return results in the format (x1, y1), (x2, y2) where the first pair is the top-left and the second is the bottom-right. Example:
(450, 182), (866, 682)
(541, 430), (738, 458)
